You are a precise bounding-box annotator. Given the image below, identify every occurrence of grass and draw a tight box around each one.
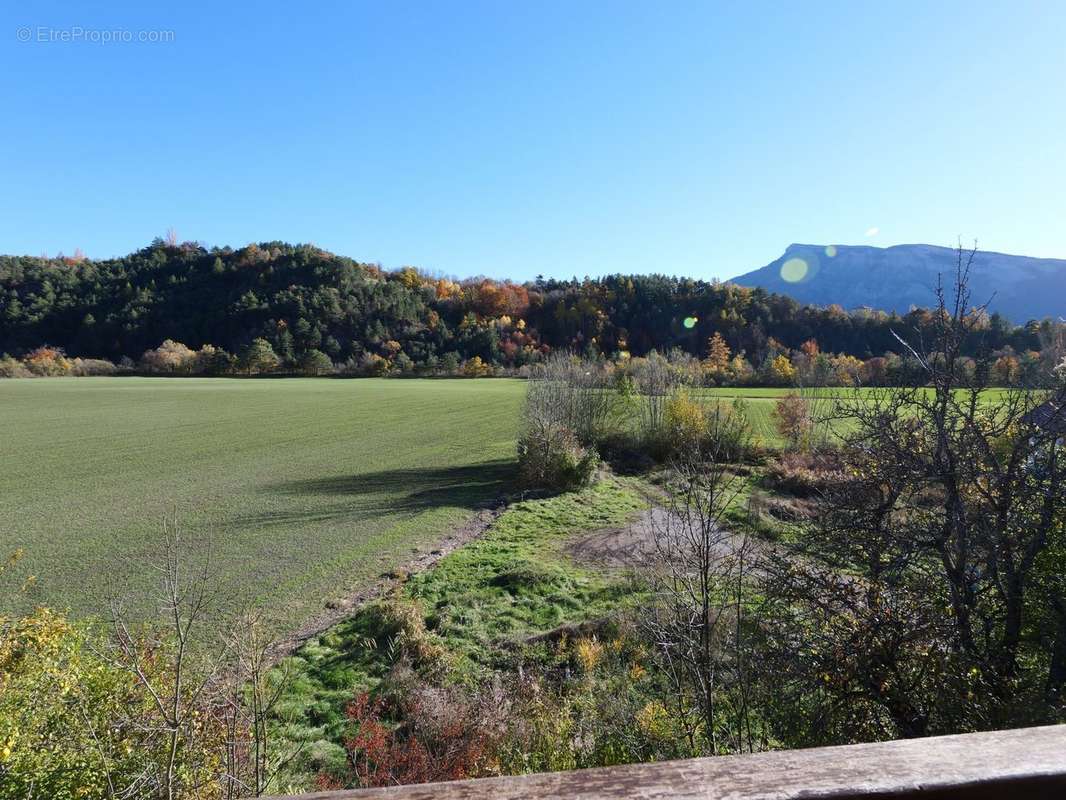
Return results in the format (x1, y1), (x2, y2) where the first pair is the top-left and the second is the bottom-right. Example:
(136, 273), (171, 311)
(693, 388), (849, 448)
(696, 386), (1017, 448)
(0, 377), (524, 632)
(269, 476), (648, 786)
(408, 477), (646, 665)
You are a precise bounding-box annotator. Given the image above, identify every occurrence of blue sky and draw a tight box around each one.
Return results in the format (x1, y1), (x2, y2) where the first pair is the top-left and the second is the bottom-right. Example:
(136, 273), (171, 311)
(2, 1), (1064, 281)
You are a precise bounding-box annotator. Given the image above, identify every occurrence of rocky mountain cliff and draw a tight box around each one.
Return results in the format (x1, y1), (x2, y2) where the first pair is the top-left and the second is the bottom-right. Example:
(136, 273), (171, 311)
(732, 243), (1066, 321)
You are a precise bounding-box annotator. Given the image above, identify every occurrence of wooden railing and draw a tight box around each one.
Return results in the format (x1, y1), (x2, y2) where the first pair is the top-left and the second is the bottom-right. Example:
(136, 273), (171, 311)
(268, 725), (1066, 799)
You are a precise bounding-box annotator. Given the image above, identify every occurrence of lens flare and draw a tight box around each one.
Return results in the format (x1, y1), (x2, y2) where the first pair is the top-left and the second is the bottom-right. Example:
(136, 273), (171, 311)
(683, 316), (697, 329)
(825, 245), (837, 257)
(780, 257), (809, 283)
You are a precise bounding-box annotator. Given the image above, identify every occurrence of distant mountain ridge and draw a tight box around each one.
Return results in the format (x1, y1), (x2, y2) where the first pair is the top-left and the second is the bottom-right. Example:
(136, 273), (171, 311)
(732, 243), (1066, 322)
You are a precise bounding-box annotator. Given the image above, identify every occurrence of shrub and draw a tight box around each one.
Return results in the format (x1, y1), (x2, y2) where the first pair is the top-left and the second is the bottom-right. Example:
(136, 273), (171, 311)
(394, 352), (415, 374)
(662, 388), (707, 454)
(462, 356), (491, 377)
(517, 427), (599, 491)
(440, 352), (461, 374)
(140, 339), (198, 373)
(362, 599), (447, 668)
(489, 562), (566, 593)
(22, 346), (71, 376)
(764, 450), (846, 497)
(0, 607), (225, 800)
(323, 688), (499, 789)
(771, 392), (813, 449)
(526, 353), (621, 444)
(707, 398), (754, 462)
(69, 357), (118, 376)
(767, 354), (796, 385)
(199, 345), (237, 375)
(627, 351), (688, 443)
(359, 352), (390, 376)
(0, 355), (30, 378)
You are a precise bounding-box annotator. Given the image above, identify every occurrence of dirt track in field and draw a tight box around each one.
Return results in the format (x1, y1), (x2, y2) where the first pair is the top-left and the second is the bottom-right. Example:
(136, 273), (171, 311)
(268, 504), (505, 662)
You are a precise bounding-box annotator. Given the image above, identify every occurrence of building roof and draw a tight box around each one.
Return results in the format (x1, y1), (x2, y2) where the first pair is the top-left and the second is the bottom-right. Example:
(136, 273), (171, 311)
(1023, 390), (1066, 436)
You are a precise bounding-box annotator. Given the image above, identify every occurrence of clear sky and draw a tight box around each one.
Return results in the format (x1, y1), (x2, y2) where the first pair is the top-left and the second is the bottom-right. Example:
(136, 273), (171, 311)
(2, 1), (1064, 281)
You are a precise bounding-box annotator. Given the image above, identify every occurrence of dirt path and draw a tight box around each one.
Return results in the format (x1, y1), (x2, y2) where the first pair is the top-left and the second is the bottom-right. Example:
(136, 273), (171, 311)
(268, 504), (504, 662)
(565, 506), (670, 568)
(567, 505), (769, 572)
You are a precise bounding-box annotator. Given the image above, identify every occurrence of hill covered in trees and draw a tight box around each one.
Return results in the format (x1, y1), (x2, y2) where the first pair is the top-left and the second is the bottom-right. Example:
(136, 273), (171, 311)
(734, 243), (1066, 322)
(1, 239), (1062, 384)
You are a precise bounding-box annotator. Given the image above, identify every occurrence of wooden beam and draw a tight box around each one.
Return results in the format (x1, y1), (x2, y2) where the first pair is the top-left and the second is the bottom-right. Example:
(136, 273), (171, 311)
(268, 725), (1066, 799)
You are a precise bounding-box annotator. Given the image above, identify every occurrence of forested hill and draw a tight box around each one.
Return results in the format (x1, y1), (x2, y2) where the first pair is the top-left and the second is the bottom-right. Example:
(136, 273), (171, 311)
(734, 243), (1066, 322)
(0, 240), (1057, 373)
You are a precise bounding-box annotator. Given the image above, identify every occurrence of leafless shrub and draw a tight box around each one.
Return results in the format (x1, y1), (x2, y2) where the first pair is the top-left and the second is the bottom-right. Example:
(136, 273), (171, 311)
(103, 520), (228, 799)
(526, 351), (618, 444)
(628, 351), (689, 444)
(221, 613), (302, 798)
(641, 441), (758, 754)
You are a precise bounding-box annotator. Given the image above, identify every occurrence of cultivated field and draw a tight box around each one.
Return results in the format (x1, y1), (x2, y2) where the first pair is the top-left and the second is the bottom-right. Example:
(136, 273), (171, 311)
(0, 378), (523, 631)
(2, 378), (979, 632)
(692, 387), (854, 446)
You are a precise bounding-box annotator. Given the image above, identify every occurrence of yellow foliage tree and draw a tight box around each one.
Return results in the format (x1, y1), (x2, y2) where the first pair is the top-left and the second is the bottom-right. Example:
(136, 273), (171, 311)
(769, 354), (796, 385)
(462, 356), (491, 377)
(703, 332), (731, 376)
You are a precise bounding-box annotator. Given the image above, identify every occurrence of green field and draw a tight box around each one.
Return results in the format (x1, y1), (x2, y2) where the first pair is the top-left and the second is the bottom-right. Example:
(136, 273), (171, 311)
(695, 387), (1014, 446)
(692, 387), (853, 446)
(0, 378), (523, 630)
(2, 378), (947, 631)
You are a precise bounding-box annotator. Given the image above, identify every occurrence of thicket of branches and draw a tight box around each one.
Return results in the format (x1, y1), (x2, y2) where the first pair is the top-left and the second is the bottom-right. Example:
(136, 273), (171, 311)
(760, 248), (1066, 741)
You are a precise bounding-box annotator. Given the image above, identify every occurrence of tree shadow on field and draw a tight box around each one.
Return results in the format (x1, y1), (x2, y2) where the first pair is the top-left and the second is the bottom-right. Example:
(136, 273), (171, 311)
(239, 459), (516, 528)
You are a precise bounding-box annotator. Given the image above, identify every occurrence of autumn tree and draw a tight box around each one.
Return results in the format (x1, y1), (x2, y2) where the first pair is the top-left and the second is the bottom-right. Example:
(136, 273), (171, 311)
(703, 332), (732, 378)
(771, 392), (812, 449)
(767, 354), (795, 385)
(141, 339), (198, 373)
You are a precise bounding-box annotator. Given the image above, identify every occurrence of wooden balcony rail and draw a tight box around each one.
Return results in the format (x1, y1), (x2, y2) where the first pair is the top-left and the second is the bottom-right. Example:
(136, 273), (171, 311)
(268, 724), (1066, 799)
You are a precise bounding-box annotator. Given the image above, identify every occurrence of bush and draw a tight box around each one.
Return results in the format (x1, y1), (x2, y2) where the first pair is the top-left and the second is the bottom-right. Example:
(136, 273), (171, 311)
(706, 398), (754, 463)
(321, 687), (499, 789)
(764, 451), (846, 497)
(200, 345), (237, 375)
(362, 599), (447, 668)
(140, 339), (198, 373)
(771, 392), (813, 449)
(359, 352), (390, 376)
(526, 353), (621, 444)
(22, 346), (71, 376)
(662, 388), (706, 454)
(0, 607), (225, 800)
(241, 337), (281, 374)
(489, 562), (567, 593)
(462, 356), (491, 377)
(0, 355), (30, 378)
(517, 427), (599, 491)
(69, 357), (118, 376)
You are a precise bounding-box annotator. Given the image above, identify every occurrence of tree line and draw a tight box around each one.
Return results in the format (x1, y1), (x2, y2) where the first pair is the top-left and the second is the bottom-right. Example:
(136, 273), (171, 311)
(2, 239), (1062, 385)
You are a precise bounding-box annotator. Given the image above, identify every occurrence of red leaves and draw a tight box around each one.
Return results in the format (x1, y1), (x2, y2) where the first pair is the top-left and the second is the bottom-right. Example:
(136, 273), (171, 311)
(327, 690), (495, 789)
